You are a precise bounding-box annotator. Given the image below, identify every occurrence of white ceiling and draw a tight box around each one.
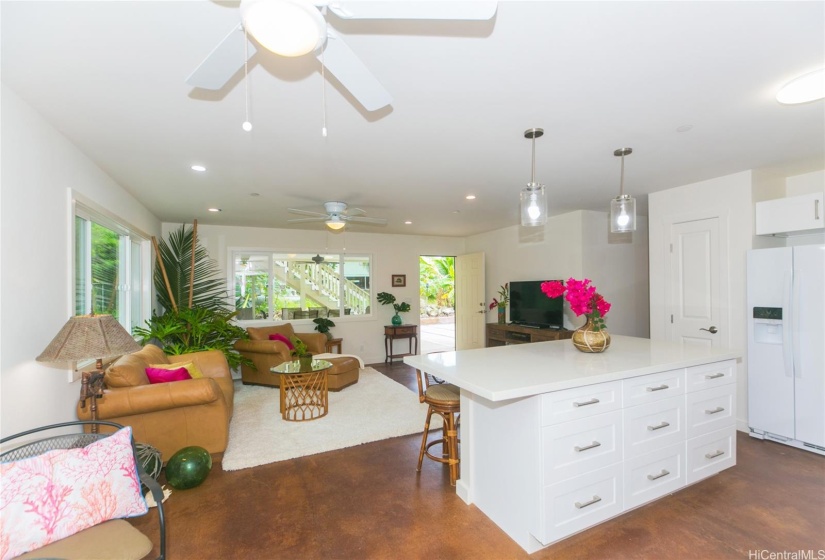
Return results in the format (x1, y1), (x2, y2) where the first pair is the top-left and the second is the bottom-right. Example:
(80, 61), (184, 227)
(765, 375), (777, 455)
(2, 1), (823, 237)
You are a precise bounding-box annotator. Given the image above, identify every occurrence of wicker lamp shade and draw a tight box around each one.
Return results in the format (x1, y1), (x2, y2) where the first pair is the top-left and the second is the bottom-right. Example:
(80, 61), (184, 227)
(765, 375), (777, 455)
(37, 314), (141, 364)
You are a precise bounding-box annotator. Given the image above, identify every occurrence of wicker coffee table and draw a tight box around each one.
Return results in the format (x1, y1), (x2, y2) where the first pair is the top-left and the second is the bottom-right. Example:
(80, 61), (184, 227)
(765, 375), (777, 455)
(271, 359), (333, 422)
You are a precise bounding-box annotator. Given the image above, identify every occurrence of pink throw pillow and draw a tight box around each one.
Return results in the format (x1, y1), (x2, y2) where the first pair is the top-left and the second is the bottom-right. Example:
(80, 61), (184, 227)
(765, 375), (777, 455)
(0, 426), (148, 560)
(145, 366), (191, 384)
(269, 333), (295, 350)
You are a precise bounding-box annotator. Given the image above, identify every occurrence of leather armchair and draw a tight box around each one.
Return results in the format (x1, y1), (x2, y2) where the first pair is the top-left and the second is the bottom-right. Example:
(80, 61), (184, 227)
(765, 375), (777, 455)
(76, 344), (234, 461)
(234, 323), (327, 387)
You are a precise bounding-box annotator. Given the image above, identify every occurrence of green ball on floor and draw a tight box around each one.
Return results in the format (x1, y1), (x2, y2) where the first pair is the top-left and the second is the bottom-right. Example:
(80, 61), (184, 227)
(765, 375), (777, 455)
(165, 446), (212, 490)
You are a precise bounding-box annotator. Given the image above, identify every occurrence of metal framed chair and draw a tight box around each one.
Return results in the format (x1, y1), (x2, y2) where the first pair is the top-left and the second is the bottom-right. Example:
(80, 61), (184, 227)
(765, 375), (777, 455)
(415, 369), (461, 485)
(0, 420), (166, 560)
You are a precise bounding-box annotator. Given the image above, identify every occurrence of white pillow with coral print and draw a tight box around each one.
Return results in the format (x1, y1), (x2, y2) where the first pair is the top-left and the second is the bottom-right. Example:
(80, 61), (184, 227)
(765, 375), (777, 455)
(0, 426), (148, 560)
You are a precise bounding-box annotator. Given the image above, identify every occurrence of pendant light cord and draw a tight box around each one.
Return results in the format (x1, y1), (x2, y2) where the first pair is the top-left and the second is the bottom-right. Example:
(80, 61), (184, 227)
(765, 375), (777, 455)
(321, 26), (328, 138)
(243, 26), (251, 131)
(619, 153), (625, 197)
(531, 136), (536, 184)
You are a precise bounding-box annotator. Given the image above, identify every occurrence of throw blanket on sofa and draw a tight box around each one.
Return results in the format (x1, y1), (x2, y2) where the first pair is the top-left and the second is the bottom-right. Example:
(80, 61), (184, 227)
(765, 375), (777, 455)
(312, 353), (365, 368)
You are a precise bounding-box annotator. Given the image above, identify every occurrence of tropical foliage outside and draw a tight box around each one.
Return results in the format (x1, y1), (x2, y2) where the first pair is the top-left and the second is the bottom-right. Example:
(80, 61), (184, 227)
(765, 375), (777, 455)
(419, 256), (455, 316)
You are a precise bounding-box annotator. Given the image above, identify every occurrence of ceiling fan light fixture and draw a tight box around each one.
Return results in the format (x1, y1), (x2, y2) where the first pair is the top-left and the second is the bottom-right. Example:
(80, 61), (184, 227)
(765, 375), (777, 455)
(240, 0), (326, 57)
(610, 148), (637, 233)
(520, 128), (547, 227)
(326, 217), (346, 230)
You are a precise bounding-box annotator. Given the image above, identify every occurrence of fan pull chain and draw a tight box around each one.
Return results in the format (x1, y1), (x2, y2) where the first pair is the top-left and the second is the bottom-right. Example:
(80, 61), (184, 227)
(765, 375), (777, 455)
(242, 26), (252, 132)
(321, 27), (328, 138)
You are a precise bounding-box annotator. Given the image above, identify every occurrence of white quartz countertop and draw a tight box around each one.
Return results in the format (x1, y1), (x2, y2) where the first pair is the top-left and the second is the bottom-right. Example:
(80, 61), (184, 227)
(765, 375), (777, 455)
(404, 335), (741, 402)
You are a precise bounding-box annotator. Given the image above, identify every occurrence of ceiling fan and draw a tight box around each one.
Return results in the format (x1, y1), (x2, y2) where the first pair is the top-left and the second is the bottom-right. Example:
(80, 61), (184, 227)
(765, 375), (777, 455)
(288, 201), (388, 229)
(186, 0), (498, 111)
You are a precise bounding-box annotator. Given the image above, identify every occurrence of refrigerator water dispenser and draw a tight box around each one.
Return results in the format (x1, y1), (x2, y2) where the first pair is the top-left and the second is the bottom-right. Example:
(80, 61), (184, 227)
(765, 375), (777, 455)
(752, 307), (783, 345)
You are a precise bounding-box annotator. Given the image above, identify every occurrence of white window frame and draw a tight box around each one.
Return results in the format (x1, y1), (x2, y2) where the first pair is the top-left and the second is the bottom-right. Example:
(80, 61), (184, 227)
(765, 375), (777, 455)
(229, 249), (374, 324)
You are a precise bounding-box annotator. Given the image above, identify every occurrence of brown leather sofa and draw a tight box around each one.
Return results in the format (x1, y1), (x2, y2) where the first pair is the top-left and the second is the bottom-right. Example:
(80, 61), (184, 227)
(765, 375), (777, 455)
(76, 344), (234, 461)
(234, 323), (360, 390)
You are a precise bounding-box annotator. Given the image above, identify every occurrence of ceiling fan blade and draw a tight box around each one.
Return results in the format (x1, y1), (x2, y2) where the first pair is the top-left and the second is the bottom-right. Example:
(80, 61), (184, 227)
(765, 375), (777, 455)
(346, 215), (388, 225)
(318, 29), (392, 112)
(328, 1), (497, 20)
(288, 208), (328, 217)
(186, 23), (255, 90)
(345, 207), (366, 216)
(288, 217), (328, 223)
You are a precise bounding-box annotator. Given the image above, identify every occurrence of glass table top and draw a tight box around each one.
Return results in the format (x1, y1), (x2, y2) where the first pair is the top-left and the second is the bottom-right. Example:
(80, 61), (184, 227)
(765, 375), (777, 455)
(271, 359), (333, 375)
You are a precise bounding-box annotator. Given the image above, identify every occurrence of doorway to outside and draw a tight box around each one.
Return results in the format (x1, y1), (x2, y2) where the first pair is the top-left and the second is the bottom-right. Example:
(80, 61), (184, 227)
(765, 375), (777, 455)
(419, 255), (456, 354)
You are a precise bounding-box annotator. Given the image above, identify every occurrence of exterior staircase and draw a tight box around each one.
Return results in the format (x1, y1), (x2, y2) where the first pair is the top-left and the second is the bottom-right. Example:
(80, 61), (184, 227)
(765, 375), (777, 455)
(273, 260), (369, 315)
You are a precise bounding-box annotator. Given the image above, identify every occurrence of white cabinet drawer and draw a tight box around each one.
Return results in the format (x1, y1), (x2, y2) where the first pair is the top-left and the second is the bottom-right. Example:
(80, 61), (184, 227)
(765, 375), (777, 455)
(622, 369), (685, 407)
(623, 443), (686, 510)
(685, 360), (735, 393)
(541, 381), (622, 426)
(535, 463), (623, 545)
(623, 396), (685, 458)
(542, 411), (623, 484)
(686, 427), (737, 484)
(686, 384), (736, 439)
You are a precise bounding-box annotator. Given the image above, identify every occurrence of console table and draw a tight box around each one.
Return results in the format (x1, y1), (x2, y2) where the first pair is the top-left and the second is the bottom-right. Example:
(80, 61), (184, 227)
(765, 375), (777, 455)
(384, 325), (418, 363)
(486, 323), (572, 347)
(325, 337), (343, 354)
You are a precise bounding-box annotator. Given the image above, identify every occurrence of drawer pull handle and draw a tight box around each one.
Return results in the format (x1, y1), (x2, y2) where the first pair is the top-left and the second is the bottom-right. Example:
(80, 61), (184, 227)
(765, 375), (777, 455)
(705, 406), (725, 415)
(646, 384), (669, 392)
(574, 441), (601, 453)
(574, 495), (602, 509)
(705, 450), (725, 459)
(573, 398), (600, 408)
(647, 469), (670, 481)
(705, 373), (725, 380)
(647, 421), (671, 431)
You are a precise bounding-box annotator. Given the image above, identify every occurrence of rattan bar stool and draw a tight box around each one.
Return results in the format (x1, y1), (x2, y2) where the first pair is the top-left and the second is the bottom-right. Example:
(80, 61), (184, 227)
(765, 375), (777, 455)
(415, 368), (461, 486)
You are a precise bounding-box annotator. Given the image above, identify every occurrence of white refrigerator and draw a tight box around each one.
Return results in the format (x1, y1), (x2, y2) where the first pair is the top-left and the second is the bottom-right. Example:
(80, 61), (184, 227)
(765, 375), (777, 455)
(747, 244), (825, 455)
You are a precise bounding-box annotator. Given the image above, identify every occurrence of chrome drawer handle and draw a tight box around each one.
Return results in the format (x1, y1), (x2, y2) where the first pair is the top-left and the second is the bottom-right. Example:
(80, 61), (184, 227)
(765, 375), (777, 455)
(705, 450), (725, 459)
(705, 373), (725, 380)
(647, 421), (670, 431)
(647, 469), (670, 481)
(573, 398), (600, 408)
(646, 384), (669, 392)
(574, 495), (602, 509)
(574, 441), (601, 453)
(705, 406), (725, 415)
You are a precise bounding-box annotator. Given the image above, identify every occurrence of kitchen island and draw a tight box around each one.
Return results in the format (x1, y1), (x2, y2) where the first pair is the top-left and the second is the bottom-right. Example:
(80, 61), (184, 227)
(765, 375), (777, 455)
(404, 335), (741, 554)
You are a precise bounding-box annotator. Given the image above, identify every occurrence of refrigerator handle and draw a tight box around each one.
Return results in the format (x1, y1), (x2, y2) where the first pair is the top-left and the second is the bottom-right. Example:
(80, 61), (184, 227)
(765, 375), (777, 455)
(792, 269), (802, 378)
(782, 271), (794, 378)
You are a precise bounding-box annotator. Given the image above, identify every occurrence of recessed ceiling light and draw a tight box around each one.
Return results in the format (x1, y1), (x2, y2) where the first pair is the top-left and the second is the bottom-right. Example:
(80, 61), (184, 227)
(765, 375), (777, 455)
(191, 165), (206, 172)
(466, 195), (476, 200)
(676, 124), (693, 133)
(776, 68), (825, 104)
(452, 210), (461, 214)
(208, 208), (221, 212)
(249, 192), (260, 197)
(404, 221), (412, 225)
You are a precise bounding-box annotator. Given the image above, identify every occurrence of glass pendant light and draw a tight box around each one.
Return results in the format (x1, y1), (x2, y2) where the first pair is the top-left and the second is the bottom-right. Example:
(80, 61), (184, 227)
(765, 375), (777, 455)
(610, 147), (636, 233)
(520, 128), (547, 227)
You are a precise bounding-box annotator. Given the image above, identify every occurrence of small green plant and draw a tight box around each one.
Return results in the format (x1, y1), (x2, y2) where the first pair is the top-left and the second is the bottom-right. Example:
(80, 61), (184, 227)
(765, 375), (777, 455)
(312, 317), (335, 338)
(377, 292), (411, 314)
(290, 336), (309, 357)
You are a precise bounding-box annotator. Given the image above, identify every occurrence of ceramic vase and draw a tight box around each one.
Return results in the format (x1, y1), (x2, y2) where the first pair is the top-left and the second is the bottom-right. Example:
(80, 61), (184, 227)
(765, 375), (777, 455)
(391, 313), (403, 326)
(572, 316), (611, 353)
(497, 306), (506, 324)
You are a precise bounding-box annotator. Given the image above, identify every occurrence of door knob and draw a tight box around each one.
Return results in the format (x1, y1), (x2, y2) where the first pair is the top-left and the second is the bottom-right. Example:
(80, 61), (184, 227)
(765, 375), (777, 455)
(700, 326), (718, 334)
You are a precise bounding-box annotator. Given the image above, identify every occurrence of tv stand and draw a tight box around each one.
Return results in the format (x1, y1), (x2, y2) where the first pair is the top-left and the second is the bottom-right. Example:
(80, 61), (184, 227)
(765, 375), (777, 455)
(486, 323), (572, 347)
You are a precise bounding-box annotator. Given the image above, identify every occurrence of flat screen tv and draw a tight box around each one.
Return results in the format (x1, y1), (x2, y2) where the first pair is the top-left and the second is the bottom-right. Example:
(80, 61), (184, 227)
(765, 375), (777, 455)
(509, 280), (564, 329)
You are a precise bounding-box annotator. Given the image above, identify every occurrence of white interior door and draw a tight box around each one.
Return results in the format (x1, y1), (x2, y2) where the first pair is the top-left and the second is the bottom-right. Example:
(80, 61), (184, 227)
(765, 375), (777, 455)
(667, 217), (728, 347)
(455, 252), (485, 350)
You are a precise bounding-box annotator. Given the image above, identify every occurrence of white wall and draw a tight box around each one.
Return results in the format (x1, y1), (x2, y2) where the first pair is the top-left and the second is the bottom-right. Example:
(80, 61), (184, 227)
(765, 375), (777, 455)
(169, 223), (465, 365)
(786, 169), (825, 197)
(466, 210), (650, 336)
(0, 85), (162, 438)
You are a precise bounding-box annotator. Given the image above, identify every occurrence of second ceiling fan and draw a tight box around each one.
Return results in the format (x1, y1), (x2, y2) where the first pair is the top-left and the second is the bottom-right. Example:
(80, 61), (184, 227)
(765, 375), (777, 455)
(186, 0), (498, 112)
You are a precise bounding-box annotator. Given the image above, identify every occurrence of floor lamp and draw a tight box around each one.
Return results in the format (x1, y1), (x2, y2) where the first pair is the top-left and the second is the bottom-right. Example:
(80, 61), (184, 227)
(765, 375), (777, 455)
(36, 314), (142, 432)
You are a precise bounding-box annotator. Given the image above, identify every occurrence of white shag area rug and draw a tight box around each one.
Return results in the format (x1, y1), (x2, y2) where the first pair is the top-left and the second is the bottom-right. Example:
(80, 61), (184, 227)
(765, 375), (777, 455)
(222, 367), (441, 471)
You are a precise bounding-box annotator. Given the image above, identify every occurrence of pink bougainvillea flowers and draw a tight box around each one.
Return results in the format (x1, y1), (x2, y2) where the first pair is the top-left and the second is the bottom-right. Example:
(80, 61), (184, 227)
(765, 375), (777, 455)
(541, 278), (611, 331)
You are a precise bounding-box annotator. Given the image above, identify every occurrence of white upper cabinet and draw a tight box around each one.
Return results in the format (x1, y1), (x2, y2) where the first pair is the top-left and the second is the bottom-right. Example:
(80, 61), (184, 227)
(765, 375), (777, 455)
(755, 192), (824, 236)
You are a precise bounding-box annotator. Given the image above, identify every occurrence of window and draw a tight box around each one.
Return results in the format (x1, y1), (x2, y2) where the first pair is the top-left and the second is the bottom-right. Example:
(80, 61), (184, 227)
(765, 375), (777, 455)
(74, 202), (150, 334)
(233, 252), (372, 321)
